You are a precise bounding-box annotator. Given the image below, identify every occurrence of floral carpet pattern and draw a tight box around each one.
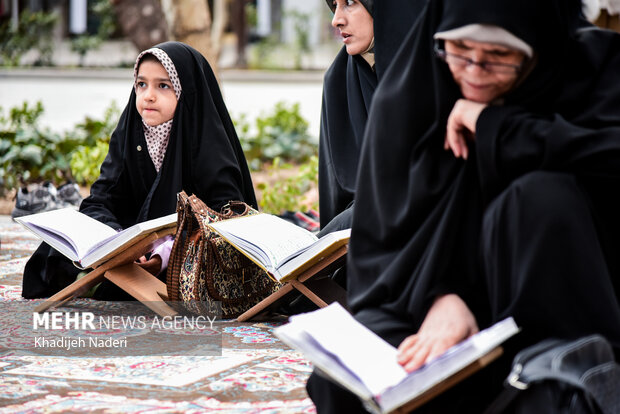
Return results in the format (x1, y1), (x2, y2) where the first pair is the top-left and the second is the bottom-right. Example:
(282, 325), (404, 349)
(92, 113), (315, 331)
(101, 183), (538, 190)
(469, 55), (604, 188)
(0, 217), (315, 413)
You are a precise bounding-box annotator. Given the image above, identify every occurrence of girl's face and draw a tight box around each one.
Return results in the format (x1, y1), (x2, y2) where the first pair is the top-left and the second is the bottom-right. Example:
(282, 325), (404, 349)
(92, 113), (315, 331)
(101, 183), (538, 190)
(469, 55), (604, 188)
(331, 0), (373, 56)
(444, 39), (526, 103)
(135, 59), (178, 126)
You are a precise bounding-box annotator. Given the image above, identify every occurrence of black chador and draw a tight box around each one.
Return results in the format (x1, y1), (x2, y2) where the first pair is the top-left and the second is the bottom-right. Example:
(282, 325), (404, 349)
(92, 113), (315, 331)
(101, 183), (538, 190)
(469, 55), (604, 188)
(318, 0), (428, 234)
(22, 42), (257, 299)
(318, 46), (376, 233)
(308, 0), (620, 412)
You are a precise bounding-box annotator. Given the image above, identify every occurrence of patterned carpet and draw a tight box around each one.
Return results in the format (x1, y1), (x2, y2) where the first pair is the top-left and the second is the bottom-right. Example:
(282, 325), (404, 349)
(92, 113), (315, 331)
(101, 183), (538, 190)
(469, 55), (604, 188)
(0, 216), (316, 413)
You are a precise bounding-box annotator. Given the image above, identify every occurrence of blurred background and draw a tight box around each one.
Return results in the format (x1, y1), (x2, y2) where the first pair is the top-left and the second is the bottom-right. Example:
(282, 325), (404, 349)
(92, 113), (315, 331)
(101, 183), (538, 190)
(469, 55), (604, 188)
(4, 1), (616, 217)
(0, 0), (345, 215)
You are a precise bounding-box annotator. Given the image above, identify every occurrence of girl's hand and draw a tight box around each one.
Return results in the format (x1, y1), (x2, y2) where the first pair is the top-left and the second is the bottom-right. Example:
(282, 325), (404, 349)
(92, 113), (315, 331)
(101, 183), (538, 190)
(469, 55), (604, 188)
(396, 294), (479, 373)
(136, 255), (162, 275)
(444, 99), (487, 160)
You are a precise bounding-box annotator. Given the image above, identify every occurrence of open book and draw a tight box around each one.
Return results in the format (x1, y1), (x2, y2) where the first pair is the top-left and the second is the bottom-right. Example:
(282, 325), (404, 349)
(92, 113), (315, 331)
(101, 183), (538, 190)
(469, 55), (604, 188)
(274, 303), (519, 414)
(16, 208), (177, 269)
(207, 213), (350, 282)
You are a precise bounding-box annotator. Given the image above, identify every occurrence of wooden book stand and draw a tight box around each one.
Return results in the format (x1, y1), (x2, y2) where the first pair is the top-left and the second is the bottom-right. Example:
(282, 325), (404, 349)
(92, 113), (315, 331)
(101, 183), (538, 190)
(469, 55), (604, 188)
(34, 228), (178, 318)
(34, 230), (349, 322)
(237, 244), (349, 322)
(390, 347), (504, 413)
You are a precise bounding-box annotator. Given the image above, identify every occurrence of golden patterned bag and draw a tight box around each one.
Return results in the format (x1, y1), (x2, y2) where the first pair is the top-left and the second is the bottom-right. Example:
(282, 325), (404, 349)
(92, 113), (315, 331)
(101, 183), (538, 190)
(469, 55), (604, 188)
(166, 191), (281, 318)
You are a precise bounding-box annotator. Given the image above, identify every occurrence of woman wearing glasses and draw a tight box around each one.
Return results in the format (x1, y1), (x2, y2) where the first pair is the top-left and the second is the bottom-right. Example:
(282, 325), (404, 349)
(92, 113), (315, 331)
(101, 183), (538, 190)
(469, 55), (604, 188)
(308, 0), (620, 412)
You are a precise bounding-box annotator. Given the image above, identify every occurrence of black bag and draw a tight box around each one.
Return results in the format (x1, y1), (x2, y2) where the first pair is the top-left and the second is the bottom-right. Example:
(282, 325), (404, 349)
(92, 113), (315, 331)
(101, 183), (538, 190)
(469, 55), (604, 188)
(484, 335), (620, 414)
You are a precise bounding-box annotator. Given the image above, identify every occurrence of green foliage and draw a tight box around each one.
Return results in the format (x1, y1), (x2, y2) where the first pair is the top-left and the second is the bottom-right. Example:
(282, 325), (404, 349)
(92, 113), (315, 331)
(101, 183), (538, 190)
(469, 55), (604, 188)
(91, 0), (117, 39)
(248, 10), (311, 70)
(257, 156), (319, 214)
(234, 102), (317, 171)
(0, 102), (80, 192)
(245, 2), (258, 28)
(70, 35), (103, 66)
(286, 10), (312, 70)
(0, 101), (119, 194)
(68, 102), (119, 147)
(248, 35), (282, 70)
(68, 103), (119, 186)
(0, 10), (58, 66)
(70, 141), (109, 186)
(70, 0), (117, 67)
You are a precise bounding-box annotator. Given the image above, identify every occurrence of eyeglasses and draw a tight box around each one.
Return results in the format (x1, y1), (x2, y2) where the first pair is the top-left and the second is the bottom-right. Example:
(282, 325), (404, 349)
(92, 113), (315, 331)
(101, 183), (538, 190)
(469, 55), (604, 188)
(434, 47), (523, 74)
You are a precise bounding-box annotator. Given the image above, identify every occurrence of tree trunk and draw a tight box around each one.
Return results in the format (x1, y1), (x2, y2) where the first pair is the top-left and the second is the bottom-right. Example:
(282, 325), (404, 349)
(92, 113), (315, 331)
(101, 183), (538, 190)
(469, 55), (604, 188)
(231, 0), (249, 68)
(111, 0), (169, 52)
(160, 0), (228, 75)
(211, 0), (229, 65)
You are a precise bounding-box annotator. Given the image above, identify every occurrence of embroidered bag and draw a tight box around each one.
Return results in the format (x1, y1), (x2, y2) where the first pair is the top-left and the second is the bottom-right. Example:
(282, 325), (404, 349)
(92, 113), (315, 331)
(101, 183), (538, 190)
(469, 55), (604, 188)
(166, 191), (281, 318)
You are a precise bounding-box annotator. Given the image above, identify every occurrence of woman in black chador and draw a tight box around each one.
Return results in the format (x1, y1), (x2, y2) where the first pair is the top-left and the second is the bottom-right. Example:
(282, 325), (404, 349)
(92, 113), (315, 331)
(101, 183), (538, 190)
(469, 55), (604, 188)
(318, 0), (375, 235)
(319, 0), (427, 235)
(279, 0), (427, 315)
(22, 41), (257, 299)
(308, 0), (620, 411)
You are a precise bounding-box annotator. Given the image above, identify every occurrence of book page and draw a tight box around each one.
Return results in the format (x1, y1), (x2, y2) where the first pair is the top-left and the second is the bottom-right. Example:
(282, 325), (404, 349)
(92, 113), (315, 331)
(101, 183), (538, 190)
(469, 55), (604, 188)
(16, 208), (116, 259)
(277, 229), (350, 281)
(379, 317), (519, 412)
(80, 213), (177, 268)
(209, 214), (318, 268)
(275, 320), (377, 403)
(276, 303), (520, 412)
(284, 303), (408, 396)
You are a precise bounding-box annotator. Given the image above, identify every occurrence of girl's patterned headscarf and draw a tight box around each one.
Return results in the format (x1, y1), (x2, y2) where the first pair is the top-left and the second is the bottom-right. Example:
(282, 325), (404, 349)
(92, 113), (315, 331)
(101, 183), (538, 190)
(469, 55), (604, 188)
(133, 48), (182, 172)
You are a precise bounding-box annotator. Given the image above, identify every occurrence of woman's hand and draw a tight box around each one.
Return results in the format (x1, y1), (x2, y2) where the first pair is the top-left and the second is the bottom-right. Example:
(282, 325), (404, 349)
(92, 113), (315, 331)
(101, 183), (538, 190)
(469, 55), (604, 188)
(396, 294), (479, 373)
(136, 255), (162, 276)
(444, 99), (487, 160)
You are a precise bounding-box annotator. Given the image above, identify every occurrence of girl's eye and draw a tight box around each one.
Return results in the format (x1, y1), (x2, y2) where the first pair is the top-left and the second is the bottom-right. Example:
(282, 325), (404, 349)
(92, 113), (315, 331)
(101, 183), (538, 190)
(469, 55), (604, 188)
(346, 0), (355, 5)
(160, 83), (170, 89)
(136, 81), (146, 88)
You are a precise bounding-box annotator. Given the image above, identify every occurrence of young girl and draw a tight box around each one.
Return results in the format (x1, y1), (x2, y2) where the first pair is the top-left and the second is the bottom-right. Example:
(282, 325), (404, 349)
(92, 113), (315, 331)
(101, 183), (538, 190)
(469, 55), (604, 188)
(22, 41), (257, 299)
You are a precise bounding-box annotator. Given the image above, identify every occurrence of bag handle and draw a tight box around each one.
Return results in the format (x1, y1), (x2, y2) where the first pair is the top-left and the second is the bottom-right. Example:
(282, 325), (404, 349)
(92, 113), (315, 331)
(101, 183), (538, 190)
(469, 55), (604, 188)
(166, 191), (192, 300)
(221, 200), (256, 217)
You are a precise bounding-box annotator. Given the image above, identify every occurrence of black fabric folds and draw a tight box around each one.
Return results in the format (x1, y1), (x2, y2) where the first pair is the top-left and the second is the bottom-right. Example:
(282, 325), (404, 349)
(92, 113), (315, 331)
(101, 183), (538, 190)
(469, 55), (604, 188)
(347, 0), (620, 346)
(318, 50), (376, 230)
(318, 0), (427, 231)
(22, 41), (256, 299)
(310, 0), (620, 412)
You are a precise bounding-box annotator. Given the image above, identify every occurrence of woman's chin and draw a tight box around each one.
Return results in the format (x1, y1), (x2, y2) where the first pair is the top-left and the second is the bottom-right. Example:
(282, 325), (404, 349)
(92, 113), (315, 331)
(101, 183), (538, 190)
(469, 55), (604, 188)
(463, 91), (494, 104)
(345, 44), (363, 56)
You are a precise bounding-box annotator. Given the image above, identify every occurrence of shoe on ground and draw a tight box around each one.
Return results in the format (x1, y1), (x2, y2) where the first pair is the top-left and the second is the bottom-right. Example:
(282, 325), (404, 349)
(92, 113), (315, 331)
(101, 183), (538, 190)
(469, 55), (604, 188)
(57, 181), (82, 209)
(277, 211), (320, 233)
(305, 209), (320, 222)
(10, 182), (70, 219)
(294, 211), (320, 233)
(11, 184), (55, 219)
